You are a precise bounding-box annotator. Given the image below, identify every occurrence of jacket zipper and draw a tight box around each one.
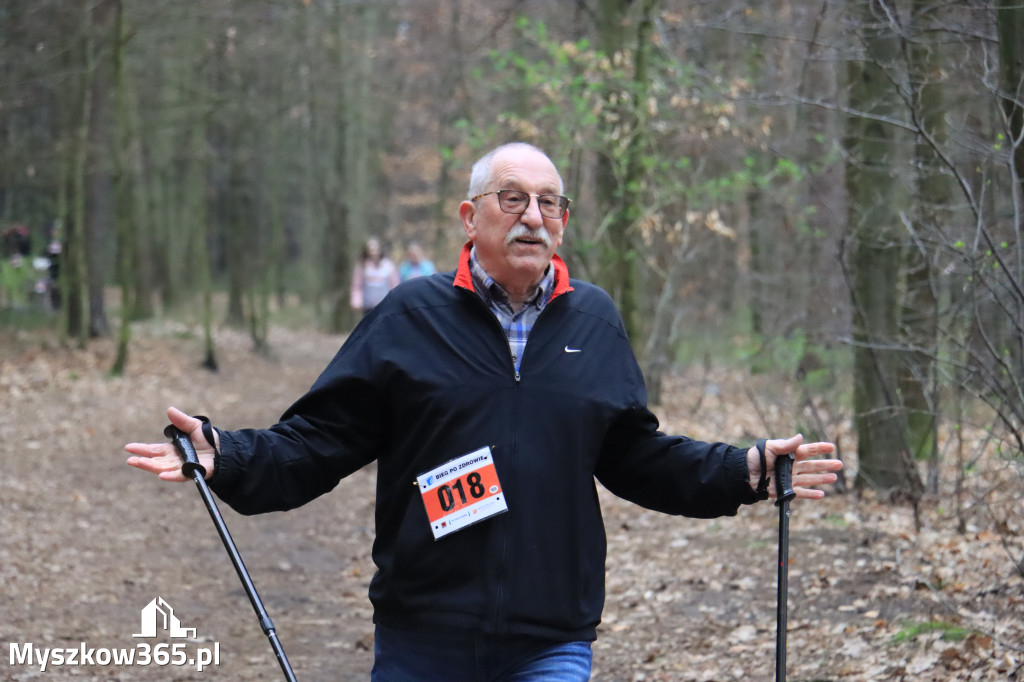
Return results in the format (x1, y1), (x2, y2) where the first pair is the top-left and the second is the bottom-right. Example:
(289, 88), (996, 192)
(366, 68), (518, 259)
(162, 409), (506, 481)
(461, 287), (562, 631)
(457, 290), (517, 631)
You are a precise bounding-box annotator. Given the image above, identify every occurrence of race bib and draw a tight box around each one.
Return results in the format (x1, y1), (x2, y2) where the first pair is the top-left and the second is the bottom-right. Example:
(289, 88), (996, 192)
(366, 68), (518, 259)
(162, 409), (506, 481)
(417, 446), (508, 540)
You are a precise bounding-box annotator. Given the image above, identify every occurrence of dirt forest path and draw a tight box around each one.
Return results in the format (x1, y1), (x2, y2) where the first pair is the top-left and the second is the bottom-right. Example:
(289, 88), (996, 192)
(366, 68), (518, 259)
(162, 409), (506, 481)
(1, 323), (1020, 681)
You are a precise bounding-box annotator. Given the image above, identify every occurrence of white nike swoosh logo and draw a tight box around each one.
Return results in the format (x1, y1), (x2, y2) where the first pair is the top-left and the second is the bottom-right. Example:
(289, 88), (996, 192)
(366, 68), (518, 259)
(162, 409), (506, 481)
(564, 346), (582, 353)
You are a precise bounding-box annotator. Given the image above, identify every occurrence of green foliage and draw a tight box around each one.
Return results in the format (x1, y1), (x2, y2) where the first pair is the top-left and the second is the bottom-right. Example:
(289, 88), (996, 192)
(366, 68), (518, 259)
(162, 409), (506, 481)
(0, 259), (36, 309)
(484, 19), (736, 197)
(0, 306), (58, 330)
(671, 307), (748, 367)
(993, 440), (1024, 462)
(774, 157), (803, 180)
(671, 313), (849, 394)
(821, 513), (850, 528)
(740, 329), (849, 388)
(477, 16), (832, 276)
(892, 620), (970, 644)
(743, 330), (808, 376)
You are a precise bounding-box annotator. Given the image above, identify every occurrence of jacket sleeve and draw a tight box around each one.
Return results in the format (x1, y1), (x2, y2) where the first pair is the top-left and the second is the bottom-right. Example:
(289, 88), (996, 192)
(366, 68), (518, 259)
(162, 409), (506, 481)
(580, 283), (757, 518)
(594, 405), (757, 518)
(208, 324), (383, 515)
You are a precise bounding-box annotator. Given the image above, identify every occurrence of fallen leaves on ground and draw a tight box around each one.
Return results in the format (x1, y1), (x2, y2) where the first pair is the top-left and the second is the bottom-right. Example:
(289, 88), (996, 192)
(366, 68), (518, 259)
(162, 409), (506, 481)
(0, 323), (1021, 681)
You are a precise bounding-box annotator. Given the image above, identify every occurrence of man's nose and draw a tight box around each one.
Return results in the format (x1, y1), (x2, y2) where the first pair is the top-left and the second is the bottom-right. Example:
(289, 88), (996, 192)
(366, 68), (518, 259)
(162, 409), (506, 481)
(520, 196), (545, 227)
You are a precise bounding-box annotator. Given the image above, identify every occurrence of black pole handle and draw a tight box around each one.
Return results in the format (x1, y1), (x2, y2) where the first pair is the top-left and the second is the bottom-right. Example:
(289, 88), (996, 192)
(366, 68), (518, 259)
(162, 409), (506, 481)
(774, 452), (796, 506)
(164, 424), (208, 479)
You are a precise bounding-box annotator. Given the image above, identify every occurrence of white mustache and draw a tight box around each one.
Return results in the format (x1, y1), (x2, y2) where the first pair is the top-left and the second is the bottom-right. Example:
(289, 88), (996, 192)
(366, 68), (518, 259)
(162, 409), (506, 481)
(505, 223), (551, 247)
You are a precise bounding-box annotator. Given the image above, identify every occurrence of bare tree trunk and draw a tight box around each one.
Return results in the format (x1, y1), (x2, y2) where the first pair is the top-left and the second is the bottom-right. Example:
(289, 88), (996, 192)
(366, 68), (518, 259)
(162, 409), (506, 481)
(195, 110), (217, 372)
(299, 2), (324, 314)
(844, 0), (924, 505)
(596, 0), (658, 347)
(902, 0), (947, 492)
(65, 4), (94, 347)
(84, 0), (117, 339)
(997, 0), (1024, 192)
(996, 0), (1024, 384)
(624, 0), (669, 394)
(326, 1), (387, 334)
(111, 0), (132, 375)
(187, 12), (217, 372)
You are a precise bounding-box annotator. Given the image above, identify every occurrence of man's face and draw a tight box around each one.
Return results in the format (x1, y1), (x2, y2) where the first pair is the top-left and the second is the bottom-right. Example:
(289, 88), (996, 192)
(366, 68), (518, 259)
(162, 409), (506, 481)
(459, 148), (568, 294)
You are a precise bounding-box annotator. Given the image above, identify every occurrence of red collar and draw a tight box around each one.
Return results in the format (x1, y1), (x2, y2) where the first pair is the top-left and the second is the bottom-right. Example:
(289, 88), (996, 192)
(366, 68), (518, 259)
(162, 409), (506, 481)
(453, 242), (573, 301)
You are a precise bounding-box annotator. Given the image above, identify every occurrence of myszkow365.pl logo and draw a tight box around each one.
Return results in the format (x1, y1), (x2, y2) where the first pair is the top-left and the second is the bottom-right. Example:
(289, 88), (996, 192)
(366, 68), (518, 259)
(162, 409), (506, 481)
(8, 597), (220, 673)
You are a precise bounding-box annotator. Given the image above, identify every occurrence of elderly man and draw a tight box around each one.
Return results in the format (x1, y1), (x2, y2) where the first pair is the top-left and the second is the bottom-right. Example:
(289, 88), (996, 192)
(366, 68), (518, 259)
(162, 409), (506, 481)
(127, 142), (841, 681)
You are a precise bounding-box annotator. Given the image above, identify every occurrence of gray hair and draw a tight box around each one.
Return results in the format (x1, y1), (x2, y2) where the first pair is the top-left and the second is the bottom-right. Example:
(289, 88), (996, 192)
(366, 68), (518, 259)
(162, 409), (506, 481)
(467, 142), (564, 199)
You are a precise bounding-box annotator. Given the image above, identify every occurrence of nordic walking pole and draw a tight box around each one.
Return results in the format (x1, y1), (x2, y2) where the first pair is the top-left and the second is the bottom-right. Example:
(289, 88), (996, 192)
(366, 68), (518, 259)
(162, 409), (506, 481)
(165, 425), (298, 682)
(774, 452), (797, 682)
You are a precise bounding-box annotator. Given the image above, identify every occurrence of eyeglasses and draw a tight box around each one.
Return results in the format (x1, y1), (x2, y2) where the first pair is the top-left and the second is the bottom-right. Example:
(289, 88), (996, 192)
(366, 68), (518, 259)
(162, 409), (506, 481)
(471, 189), (572, 219)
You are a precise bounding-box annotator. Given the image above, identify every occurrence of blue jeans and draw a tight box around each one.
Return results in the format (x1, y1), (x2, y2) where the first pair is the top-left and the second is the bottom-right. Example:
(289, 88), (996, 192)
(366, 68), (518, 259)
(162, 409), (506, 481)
(370, 623), (593, 681)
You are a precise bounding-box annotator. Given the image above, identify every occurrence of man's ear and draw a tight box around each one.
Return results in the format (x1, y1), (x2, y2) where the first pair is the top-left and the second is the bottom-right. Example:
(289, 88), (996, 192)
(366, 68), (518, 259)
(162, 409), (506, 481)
(553, 209), (569, 246)
(459, 200), (477, 241)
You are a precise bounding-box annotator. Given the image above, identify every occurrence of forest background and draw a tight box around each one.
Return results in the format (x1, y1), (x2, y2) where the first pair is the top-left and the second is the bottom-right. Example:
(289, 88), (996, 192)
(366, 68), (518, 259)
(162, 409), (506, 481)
(1, 0), (1023, 680)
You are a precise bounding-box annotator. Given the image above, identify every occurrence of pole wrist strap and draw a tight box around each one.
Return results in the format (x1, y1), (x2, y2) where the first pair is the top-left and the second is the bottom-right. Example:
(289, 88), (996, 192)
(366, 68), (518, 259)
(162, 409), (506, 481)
(755, 438), (770, 501)
(194, 415), (223, 471)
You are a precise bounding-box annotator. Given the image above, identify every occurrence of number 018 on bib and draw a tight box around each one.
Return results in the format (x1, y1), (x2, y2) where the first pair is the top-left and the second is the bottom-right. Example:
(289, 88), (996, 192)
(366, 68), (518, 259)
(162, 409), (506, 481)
(416, 446), (508, 540)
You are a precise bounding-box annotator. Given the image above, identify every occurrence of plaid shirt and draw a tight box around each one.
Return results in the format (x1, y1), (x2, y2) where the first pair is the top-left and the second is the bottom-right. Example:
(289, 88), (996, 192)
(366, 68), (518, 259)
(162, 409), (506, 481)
(469, 246), (555, 374)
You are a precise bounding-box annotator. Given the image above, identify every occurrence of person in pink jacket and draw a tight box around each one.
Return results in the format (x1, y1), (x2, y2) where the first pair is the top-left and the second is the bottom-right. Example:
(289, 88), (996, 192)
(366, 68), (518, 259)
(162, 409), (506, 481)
(351, 237), (400, 316)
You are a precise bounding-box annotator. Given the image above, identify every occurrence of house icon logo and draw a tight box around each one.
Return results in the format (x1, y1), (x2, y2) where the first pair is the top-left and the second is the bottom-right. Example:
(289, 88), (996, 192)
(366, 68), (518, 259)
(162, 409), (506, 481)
(132, 597), (197, 639)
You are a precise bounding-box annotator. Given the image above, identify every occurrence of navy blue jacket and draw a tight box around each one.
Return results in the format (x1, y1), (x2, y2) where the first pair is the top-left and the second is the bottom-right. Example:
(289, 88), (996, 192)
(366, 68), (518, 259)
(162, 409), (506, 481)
(210, 245), (757, 641)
